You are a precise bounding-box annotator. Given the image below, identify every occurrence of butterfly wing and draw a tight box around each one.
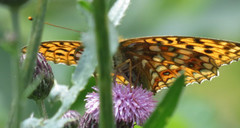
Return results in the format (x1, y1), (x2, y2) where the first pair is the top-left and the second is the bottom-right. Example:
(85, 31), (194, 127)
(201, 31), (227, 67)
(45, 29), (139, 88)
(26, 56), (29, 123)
(115, 36), (240, 92)
(22, 41), (83, 65)
(21, 37), (240, 92)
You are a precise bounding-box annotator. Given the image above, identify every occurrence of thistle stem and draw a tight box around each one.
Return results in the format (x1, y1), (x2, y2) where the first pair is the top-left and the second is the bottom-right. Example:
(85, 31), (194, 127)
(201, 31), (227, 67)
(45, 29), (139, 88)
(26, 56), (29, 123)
(93, 0), (115, 127)
(37, 100), (48, 119)
(7, 6), (22, 128)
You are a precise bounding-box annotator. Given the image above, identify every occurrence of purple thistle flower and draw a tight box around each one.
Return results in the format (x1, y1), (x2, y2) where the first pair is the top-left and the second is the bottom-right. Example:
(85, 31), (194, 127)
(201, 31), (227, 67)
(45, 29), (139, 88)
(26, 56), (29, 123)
(80, 113), (98, 128)
(20, 53), (54, 100)
(62, 110), (81, 128)
(81, 83), (156, 128)
(113, 84), (156, 125)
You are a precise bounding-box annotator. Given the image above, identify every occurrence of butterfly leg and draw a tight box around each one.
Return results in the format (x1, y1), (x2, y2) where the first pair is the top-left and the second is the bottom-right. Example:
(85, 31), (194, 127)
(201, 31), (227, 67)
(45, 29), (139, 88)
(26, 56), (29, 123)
(114, 59), (133, 85)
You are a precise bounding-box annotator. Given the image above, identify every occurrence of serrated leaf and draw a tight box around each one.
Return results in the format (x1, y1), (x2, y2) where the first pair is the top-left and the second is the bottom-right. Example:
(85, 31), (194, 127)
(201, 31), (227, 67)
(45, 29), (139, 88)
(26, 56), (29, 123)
(108, 0), (131, 26)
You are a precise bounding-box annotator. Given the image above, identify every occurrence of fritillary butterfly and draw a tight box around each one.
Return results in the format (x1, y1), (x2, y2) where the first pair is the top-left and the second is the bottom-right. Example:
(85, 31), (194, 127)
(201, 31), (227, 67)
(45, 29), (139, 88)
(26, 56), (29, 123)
(22, 36), (240, 92)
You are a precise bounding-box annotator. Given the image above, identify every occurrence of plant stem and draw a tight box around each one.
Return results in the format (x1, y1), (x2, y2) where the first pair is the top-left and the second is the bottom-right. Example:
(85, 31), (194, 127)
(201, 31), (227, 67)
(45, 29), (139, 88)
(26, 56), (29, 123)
(10, 7), (21, 42)
(7, 0), (48, 127)
(37, 100), (48, 119)
(7, 6), (22, 128)
(21, 0), (48, 124)
(21, 0), (48, 87)
(93, 0), (115, 128)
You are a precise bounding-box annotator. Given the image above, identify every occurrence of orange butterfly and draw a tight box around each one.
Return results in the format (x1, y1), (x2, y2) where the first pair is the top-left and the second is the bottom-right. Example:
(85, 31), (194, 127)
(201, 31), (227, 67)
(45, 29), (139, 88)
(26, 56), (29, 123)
(22, 36), (240, 92)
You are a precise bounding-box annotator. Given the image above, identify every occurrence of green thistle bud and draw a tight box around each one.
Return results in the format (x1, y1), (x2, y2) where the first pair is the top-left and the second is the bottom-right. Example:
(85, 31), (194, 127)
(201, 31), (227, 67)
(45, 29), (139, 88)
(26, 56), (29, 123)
(21, 53), (54, 100)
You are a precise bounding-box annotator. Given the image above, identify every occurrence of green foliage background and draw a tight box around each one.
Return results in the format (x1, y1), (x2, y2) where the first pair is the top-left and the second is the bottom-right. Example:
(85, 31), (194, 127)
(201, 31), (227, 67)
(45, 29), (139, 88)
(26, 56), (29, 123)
(1, 0), (240, 127)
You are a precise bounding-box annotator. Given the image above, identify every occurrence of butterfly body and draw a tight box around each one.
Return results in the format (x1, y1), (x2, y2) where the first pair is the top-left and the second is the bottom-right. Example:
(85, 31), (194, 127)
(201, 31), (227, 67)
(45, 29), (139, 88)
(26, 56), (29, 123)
(22, 36), (240, 92)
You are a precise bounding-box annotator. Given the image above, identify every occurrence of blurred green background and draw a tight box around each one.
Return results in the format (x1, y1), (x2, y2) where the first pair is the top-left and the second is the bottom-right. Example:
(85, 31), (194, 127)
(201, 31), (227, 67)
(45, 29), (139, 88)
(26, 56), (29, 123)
(1, 0), (240, 128)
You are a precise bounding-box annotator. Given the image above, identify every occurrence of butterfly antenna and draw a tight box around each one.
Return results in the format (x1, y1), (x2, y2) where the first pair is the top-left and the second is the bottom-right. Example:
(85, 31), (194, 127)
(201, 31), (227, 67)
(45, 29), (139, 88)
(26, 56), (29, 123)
(28, 16), (81, 33)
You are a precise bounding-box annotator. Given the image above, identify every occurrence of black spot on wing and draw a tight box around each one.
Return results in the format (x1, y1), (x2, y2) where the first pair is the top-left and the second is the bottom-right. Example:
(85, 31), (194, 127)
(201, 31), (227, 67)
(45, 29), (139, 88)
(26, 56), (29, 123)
(194, 38), (204, 44)
(186, 45), (194, 49)
(204, 45), (213, 48)
(56, 52), (64, 56)
(204, 49), (213, 53)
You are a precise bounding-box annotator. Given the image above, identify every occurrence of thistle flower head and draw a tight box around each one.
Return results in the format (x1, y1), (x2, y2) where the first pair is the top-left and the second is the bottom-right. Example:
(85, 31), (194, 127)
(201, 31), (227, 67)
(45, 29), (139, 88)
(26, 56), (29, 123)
(113, 84), (156, 125)
(62, 110), (81, 128)
(82, 83), (156, 127)
(21, 53), (54, 100)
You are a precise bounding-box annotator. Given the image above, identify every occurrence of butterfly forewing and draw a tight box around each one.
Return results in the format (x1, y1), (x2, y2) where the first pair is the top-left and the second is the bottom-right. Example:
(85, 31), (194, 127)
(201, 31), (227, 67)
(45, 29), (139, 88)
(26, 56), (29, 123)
(22, 41), (84, 65)
(115, 36), (240, 92)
